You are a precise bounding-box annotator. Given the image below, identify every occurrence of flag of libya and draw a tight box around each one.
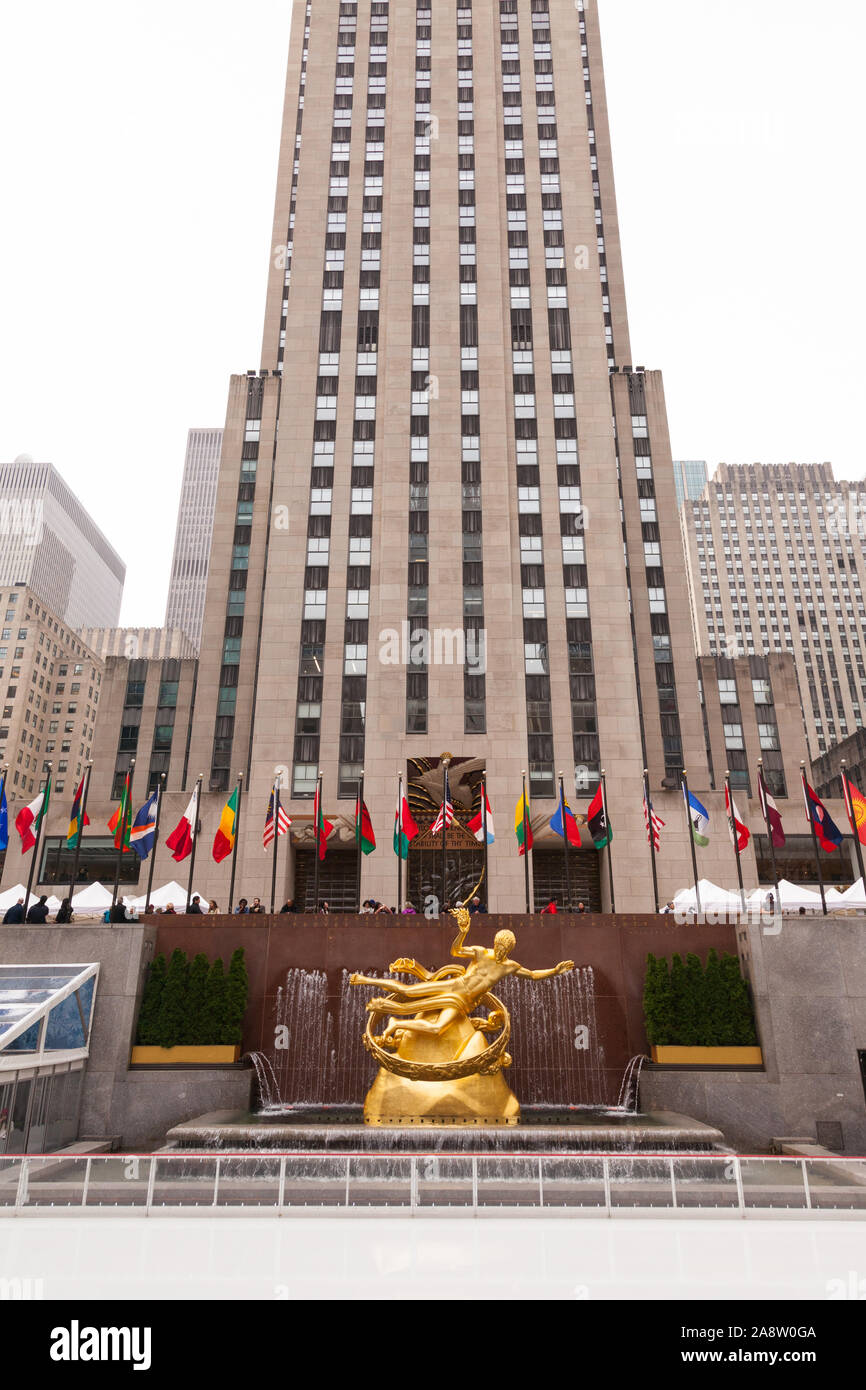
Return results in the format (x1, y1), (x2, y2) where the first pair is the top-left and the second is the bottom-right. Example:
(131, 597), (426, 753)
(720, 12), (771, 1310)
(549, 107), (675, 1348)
(587, 785), (612, 849)
(355, 798), (376, 855)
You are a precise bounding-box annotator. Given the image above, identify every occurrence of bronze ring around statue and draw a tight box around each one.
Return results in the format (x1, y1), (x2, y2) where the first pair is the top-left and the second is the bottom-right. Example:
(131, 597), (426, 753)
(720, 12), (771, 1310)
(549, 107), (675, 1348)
(363, 992), (512, 1081)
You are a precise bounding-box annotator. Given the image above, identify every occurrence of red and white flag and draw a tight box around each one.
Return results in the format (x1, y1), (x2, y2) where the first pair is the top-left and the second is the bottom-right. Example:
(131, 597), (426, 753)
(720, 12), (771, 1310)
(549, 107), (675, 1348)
(725, 783), (751, 852)
(468, 790), (495, 844)
(643, 786), (665, 852)
(15, 788), (47, 853)
(166, 790), (199, 863)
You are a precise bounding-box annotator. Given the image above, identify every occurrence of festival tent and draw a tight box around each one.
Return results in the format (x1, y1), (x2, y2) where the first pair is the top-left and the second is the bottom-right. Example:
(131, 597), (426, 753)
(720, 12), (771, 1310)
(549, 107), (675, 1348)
(774, 879), (824, 911)
(128, 880), (208, 911)
(672, 880), (745, 913)
(823, 887), (848, 910)
(70, 881), (115, 914)
(836, 879), (866, 910)
(0, 883), (28, 911)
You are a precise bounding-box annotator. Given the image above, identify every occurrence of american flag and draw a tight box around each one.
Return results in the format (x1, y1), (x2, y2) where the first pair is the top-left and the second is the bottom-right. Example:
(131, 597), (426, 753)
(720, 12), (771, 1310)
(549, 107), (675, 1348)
(643, 786), (665, 851)
(263, 790), (291, 849)
(431, 799), (454, 836)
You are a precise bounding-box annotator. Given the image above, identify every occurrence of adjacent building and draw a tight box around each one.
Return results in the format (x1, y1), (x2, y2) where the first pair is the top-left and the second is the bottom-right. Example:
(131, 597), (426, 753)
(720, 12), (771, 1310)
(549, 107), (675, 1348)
(164, 430), (223, 652)
(673, 459), (708, 509)
(682, 462), (866, 760)
(0, 458), (125, 628)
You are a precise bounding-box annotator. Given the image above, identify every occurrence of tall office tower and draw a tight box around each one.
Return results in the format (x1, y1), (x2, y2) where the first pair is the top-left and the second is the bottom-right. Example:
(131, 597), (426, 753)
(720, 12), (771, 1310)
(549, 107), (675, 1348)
(0, 458), (125, 628)
(164, 430), (223, 651)
(186, 0), (707, 911)
(682, 462), (866, 759)
(672, 459), (708, 510)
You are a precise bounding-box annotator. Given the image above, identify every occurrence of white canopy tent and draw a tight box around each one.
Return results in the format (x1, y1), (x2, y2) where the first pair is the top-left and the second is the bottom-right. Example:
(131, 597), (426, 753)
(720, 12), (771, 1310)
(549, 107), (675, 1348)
(672, 879), (745, 913)
(773, 878), (825, 912)
(0, 883), (28, 911)
(70, 881), (115, 914)
(128, 880), (209, 911)
(836, 878), (866, 910)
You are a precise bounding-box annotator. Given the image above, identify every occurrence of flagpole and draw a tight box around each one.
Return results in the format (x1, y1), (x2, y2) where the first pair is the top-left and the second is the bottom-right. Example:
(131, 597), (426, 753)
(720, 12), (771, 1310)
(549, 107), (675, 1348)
(227, 773), (243, 915)
(481, 770), (489, 910)
(441, 756), (450, 912)
(600, 770), (616, 914)
(355, 773), (364, 913)
(521, 770), (531, 913)
(724, 770), (746, 914)
(185, 775), (203, 913)
(396, 772), (403, 913)
(841, 760), (866, 889)
(643, 768), (660, 914)
(313, 771), (322, 912)
(0, 763), (10, 895)
(145, 773), (166, 910)
(111, 758), (135, 910)
(26, 762), (52, 911)
(270, 775), (281, 914)
(681, 769), (702, 916)
(801, 761), (827, 916)
(557, 772), (571, 912)
(757, 759), (781, 905)
(68, 760), (93, 901)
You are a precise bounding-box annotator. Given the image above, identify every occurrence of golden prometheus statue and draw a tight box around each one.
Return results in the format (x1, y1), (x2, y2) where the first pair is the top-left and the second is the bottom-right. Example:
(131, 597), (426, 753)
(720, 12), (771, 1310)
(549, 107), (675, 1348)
(350, 907), (574, 1126)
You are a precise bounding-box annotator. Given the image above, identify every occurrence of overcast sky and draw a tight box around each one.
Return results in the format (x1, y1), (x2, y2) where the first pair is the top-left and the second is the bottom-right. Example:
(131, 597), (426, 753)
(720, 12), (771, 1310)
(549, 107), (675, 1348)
(0, 1), (863, 626)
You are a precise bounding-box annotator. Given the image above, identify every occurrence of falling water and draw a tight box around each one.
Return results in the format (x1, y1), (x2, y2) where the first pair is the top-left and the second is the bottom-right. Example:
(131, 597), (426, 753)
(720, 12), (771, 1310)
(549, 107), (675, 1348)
(497, 966), (608, 1106)
(268, 967), (377, 1106)
(244, 1051), (283, 1110)
(613, 1054), (650, 1113)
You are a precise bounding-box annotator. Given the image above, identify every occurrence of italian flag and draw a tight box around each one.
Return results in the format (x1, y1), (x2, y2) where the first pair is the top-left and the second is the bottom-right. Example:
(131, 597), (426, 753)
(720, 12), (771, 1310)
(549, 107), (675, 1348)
(212, 785), (239, 864)
(15, 773), (51, 853)
(313, 779), (333, 861)
(166, 789), (199, 863)
(514, 791), (533, 856)
(393, 795), (418, 860)
(355, 798), (376, 856)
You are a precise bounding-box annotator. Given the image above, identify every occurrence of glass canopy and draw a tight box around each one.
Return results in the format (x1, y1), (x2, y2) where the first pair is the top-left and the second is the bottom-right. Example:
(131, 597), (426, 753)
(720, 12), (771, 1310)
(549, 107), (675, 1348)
(0, 964), (98, 1069)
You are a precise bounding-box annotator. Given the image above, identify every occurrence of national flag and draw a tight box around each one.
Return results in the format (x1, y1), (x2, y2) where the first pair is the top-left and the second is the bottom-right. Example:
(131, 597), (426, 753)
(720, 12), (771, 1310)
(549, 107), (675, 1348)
(263, 789), (291, 850)
(212, 786), (238, 863)
(803, 779), (843, 853)
(725, 783), (751, 852)
(15, 774), (51, 854)
(842, 776), (866, 848)
(166, 790), (199, 863)
(393, 796), (419, 860)
(514, 791), (533, 856)
(684, 787), (710, 847)
(0, 779), (8, 853)
(550, 788), (581, 847)
(66, 775), (90, 846)
(355, 797), (376, 856)
(108, 774), (132, 851)
(313, 779), (333, 861)
(643, 785), (665, 852)
(431, 799), (454, 836)
(130, 791), (159, 861)
(757, 769), (785, 849)
(468, 790), (495, 844)
(586, 785), (612, 849)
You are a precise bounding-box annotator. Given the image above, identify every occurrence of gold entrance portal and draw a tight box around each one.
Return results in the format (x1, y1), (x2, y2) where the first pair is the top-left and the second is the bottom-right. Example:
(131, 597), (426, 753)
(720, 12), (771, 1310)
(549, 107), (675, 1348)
(350, 908), (574, 1126)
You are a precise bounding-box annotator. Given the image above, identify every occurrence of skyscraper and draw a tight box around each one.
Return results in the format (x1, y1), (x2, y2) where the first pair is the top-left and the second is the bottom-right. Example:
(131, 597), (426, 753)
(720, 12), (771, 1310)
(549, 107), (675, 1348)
(184, 0), (709, 911)
(672, 459), (708, 509)
(164, 429), (223, 651)
(0, 457), (125, 628)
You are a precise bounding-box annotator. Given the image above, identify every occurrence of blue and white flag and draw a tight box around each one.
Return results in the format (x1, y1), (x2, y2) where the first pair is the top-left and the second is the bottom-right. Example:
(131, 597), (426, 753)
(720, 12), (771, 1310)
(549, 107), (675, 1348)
(129, 791), (159, 861)
(684, 788), (710, 847)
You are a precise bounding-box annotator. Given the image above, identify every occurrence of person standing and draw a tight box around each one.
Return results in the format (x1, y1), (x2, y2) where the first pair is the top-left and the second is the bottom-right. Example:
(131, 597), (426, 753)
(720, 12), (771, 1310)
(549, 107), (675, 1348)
(26, 896), (50, 923)
(55, 899), (74, 924)
(2, 898), (25, 924)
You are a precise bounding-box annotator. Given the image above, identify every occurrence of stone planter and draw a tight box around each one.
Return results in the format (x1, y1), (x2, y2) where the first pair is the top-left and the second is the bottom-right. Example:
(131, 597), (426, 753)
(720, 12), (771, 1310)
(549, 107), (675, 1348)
(650, 1045), (763, 1066)
(130, 1045), (242, 1066)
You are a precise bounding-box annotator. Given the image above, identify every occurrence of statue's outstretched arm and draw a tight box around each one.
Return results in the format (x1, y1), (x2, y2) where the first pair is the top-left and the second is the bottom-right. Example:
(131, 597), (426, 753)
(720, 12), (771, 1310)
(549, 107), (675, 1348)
(515, 960), (574, 981)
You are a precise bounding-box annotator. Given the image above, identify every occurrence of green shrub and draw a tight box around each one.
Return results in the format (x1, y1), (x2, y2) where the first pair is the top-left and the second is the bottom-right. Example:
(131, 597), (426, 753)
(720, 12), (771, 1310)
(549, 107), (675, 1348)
(720, 952), (758, 1045)
(699, 949), (726, 1046)
(223, 948), (249, 1046)
(643, 949), (758, 1048)
(643, 953), (675, 1046)
(185, 953), (211, 1046)
(135, 954), (167, 1045)
(201, 957), (227, 1044)
(155, 949), (189, 1049)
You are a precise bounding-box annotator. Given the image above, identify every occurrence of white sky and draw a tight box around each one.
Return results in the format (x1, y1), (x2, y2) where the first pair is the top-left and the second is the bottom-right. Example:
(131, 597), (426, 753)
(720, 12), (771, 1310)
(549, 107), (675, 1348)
(0, 1), (863, 626)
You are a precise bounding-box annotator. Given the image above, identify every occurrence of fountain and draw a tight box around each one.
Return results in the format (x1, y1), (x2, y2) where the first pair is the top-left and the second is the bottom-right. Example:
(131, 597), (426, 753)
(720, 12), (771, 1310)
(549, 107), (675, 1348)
(168, 916), (725, 1154)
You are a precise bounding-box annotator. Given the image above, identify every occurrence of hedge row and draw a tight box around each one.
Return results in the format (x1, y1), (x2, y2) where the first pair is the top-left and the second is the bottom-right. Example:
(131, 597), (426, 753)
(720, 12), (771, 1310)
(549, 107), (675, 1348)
(136, 948), (249, 1048)
(643, 950), (758, 1047)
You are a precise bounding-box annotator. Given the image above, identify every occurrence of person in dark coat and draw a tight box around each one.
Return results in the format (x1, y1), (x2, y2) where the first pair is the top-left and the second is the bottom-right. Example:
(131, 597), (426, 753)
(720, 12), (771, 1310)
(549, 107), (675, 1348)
(186, 896), (203, 914)
(55, 899), (74, 924)
(26, 896), (50, 923)
(2, 898), (25, 924)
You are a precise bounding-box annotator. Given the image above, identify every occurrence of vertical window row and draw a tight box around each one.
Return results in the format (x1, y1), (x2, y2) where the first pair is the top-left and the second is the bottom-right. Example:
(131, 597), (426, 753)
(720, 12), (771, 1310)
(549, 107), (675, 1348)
(337, 0), (389, 796)
(276, 0), (313, 373)
(574, 0), (614, 368)
(406, 0), (432, 735)
(291, 10), (357, 799)
(209, 377), (263, 792)
(457, 3), (486, 735)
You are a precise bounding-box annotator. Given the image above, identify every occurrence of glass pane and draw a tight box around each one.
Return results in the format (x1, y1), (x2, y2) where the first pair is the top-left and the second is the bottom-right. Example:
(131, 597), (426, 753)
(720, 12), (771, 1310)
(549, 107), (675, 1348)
(152, 1157), (218, 1207)
(85, 1156), (153, 1208)
(215, 1156), (281, 1208)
